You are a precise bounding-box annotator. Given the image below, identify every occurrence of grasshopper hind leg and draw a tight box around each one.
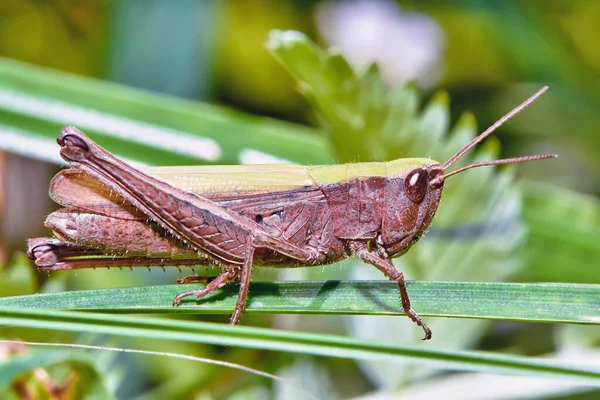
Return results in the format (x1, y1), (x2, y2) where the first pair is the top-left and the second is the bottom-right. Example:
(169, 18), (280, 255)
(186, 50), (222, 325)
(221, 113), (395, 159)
(229, 247), (254, 324)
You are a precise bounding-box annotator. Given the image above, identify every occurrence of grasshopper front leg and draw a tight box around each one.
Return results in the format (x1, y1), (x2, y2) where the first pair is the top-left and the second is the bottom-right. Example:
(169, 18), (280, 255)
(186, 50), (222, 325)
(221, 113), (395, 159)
(56, 127), (325, 323)
(351, 241), (432, 340)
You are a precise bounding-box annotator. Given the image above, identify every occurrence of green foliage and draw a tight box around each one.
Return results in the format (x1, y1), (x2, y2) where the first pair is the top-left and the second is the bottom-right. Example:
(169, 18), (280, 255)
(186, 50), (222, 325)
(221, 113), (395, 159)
(267, 30), (448, 163)
(267, 31), (527, 388)
(0, 27), (598, 399)
(0, 58), (330, 166)
(0, 347), (114, 399)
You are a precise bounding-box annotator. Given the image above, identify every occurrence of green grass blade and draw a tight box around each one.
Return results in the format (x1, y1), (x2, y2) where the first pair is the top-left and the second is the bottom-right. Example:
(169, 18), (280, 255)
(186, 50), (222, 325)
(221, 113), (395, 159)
(0, 58), (330, 166)
(0, 308), (599, 385)
(1, 281), (597, 324)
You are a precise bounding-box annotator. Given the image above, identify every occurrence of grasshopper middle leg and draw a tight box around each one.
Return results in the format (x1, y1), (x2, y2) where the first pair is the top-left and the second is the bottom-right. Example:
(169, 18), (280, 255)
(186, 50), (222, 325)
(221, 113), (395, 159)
(173, 247), (255, 325)
(173, 265), (240, 307)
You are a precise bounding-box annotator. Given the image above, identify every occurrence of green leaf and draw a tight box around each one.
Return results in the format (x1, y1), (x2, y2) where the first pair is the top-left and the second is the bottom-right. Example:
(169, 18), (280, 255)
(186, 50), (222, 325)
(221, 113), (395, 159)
(266, 31), (529, 382)
(267, 30), (394, 162)
(522, 183), (600, 283)
(264, 30), (579, 388)
(0, 57), (331, 166)
(0, 282), (598, 324)
(1, 308), (599, 385)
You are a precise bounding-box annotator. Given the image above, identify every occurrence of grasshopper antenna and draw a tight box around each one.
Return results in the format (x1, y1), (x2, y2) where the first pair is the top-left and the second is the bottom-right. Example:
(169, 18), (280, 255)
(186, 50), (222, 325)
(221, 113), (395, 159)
(442, 86), (549, 170)
(435, 153), (556, 183)
(431, 86), (557, 186)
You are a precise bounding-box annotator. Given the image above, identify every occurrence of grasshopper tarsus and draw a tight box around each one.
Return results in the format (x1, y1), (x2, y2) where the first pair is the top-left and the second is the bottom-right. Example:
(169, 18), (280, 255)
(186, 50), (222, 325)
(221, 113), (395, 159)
(172, 296), (182, 307)
(421, 327), (433, 341)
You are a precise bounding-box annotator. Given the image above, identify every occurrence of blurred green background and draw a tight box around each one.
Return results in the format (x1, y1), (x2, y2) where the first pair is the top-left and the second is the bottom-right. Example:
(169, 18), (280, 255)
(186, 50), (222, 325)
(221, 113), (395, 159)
(0, 0), (598, 399)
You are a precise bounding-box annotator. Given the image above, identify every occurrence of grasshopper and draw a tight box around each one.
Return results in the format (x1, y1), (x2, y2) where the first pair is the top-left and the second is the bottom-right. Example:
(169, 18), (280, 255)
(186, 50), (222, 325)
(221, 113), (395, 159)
(27, 87), (556, 340)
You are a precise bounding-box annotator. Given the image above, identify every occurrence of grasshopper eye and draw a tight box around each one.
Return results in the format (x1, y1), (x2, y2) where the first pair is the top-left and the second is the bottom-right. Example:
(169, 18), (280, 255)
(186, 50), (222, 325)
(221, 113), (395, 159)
(405, 168), (428, 203)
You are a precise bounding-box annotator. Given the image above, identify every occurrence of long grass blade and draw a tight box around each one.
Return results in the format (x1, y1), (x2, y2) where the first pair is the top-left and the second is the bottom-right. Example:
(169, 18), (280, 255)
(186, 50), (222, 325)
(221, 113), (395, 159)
(0, 308), (599, 385)
(1, 281), (597, 324)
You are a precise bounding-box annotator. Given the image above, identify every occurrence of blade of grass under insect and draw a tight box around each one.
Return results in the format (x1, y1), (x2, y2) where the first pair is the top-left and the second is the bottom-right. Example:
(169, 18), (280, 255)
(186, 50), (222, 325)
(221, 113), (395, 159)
(0, 308), (599, 385)
(0, 58), (330, 166)
(0, 281), (597, 324)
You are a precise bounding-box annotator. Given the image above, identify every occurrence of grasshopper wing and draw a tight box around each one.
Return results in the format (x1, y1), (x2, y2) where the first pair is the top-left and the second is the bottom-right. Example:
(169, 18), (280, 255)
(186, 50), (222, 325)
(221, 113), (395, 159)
(50, 170), (144, 220)
(141, 164), (315, 198)
(50, 164), (317, 220)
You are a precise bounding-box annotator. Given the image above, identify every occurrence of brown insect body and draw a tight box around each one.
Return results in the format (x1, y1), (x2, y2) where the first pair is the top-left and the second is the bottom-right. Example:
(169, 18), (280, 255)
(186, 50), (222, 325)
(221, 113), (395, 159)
(27, 87), (556, 340)
(44, 164), (442, 268)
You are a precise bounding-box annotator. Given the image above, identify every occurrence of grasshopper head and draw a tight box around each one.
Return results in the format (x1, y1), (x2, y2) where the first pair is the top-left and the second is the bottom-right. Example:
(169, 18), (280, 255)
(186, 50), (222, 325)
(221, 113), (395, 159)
(383, 86), (557, 258)
(381, 161), (444, 257)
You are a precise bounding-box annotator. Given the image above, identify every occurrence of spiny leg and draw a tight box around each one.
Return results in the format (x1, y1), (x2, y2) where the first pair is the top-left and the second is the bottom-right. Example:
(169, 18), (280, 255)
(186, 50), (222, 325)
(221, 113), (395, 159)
(172, 265), (240, 307)
(27, 238), (214, 271)
(352, 241), (432, 340)
(230, 247), (254, 325)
